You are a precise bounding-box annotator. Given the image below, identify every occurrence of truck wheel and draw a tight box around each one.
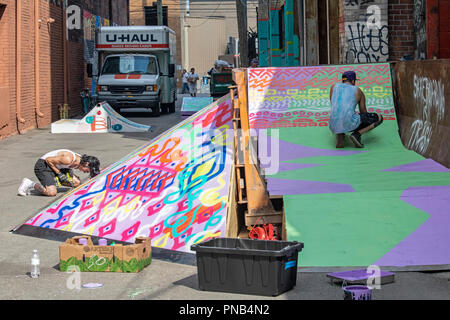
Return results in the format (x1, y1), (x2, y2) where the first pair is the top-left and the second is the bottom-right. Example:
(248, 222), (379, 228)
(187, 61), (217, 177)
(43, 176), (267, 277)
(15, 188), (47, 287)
(168, 102), (176, 113)
(152, 105), (161, 117)
(160, 103), (169, 114)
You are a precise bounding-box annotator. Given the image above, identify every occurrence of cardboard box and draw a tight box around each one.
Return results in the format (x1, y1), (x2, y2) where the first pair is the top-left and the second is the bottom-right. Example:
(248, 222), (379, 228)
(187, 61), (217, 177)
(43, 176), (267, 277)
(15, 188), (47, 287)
(59, 236), (151, 273)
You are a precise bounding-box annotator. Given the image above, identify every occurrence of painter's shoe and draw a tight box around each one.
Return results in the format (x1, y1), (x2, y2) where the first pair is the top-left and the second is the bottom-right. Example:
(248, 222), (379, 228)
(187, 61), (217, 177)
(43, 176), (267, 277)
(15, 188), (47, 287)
(18, 178), (34, 196)
(349, 132), (364, 148)
(336, 134), (345, 148)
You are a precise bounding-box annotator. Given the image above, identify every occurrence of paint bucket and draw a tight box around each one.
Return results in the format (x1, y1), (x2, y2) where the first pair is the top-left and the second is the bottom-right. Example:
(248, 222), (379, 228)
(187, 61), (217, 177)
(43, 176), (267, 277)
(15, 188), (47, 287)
(343, 285), (372, 300)
(98, 239), (107, 246)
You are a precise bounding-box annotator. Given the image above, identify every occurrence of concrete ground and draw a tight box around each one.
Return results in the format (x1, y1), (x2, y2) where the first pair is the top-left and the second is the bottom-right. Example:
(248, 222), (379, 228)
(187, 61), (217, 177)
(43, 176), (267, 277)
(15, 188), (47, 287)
(1, 94), (449, 302)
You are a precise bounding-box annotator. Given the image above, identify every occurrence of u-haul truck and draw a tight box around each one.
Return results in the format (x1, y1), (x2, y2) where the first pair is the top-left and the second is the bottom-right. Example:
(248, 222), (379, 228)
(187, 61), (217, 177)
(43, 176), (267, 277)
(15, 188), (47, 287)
(88, 26), (177, 116)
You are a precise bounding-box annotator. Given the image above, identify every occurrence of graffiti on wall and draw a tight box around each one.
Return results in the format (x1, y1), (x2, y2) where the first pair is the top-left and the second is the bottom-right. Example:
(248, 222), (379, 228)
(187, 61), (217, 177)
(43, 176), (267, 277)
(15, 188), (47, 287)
(83, 10), (114, 63)
(414, 0), (427, 60)
(344, 0), (389, 63)
(407, 75), (445, 154)
(247, 64), (395, 129)
(344, 0), (375, 6)
(345, 22), (389, 63)
(25, 99), (234, 253)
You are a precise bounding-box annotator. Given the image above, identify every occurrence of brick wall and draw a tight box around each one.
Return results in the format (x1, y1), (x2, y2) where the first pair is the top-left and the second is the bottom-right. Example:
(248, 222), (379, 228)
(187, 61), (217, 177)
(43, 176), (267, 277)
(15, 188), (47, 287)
(0, 0), (129, 140)
(388, 0), (415, 61)
(130, 0), (146, 25)
(0, 0), (16, 138)
(0, 0), (64, 138)
(129, 0), (182, 87)
(439, 0), (450, 58)
(40, 1), (65, 126)
(342, 0), (389, 64)
(67, 0), (129, 117)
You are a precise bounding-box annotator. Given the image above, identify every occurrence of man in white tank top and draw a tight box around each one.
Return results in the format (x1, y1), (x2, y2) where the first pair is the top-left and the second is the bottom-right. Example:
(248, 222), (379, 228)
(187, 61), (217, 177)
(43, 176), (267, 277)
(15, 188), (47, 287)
(18, 149), (100, 197)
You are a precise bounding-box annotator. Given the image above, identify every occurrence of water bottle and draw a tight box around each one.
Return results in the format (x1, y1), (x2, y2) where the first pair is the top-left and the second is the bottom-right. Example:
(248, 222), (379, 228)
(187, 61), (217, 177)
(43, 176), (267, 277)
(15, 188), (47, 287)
(31, 249), (40, 278)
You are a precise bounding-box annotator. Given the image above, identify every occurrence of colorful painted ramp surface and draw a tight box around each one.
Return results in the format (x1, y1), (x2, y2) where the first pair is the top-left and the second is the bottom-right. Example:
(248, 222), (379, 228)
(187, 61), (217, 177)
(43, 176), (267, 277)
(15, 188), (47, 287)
(51, 102), (151, 133)
(23, 97), (233, 253)
(181, 97), (214, 116)
(248, 64), (450, 269)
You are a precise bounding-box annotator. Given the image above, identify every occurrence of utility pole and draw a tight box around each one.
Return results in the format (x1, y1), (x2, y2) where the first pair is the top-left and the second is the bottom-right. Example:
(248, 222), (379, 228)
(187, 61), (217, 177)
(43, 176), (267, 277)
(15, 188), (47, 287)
(157, 0), (163, 26)
(236, 0), (249, 67)
(182, 0), (190, 70)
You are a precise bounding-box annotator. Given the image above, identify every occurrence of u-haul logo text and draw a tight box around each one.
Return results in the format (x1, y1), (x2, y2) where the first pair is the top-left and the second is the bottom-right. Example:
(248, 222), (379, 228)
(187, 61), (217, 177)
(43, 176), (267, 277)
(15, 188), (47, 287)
(106, 34), (158, 43)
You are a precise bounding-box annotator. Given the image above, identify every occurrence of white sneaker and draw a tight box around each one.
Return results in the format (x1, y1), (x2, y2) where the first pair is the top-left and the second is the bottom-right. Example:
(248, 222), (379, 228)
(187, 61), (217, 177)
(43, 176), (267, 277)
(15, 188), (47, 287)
(18, 178), (35, 196)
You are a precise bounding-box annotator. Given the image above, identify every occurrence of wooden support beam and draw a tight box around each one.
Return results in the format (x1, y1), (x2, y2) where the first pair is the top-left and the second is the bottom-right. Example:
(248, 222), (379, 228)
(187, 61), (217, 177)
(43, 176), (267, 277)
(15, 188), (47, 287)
(305, 0), (319, 66)
(236, 0), (249, 67)
(232, 69), (275, 216)
(328, 0), (340, 64)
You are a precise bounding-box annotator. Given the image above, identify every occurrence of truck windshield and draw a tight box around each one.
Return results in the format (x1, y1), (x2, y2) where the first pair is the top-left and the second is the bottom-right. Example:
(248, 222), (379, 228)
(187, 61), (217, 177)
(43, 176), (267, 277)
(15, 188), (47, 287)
(101, 56), (158, 75)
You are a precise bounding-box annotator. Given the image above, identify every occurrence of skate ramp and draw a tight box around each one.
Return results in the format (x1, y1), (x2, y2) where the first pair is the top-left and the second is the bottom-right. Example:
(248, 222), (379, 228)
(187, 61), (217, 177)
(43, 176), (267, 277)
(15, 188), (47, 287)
(51, 102), (151, 133)
(15, 95), (234, 256)
(181, 97), (214, 116)
(248, 63), (450, 270)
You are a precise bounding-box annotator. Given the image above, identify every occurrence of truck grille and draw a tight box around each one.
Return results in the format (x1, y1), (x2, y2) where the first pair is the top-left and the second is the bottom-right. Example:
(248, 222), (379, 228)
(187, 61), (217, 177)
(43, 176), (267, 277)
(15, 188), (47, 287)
(109, 86), (145, 94)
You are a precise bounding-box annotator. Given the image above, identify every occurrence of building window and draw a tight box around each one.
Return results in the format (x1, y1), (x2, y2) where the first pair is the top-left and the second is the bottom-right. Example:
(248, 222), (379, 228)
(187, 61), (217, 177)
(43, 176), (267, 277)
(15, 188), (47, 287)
(144, 4), (168, 26)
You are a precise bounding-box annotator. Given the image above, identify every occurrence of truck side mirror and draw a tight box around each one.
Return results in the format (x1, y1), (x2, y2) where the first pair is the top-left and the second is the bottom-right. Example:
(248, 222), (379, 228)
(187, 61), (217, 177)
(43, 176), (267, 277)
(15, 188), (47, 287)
(87, 63), (93, 78)
(169, 64), (175, 77)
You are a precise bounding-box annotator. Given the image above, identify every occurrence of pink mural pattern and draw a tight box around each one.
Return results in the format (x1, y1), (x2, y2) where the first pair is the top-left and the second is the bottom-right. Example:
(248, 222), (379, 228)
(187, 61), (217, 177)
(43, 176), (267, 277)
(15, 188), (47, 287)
(247, 64), (395, 129)
(25, 100), (234, 253)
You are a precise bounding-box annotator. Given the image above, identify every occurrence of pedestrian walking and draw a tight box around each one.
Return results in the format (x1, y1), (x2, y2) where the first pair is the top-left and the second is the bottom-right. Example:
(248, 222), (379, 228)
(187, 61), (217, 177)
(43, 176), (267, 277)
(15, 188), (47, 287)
(188, 68), (199, 97)
(181, 69), (189, 94)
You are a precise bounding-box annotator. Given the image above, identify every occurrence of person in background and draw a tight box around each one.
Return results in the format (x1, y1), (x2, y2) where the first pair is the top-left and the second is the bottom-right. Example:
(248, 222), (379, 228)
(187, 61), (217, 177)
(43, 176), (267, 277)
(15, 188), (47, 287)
(188, 67), (199, 97)
(329, 71), (383, 148)
(250, 58), (259, 68)
(181, 69), (189, 94)
(18, 149), (100, 197)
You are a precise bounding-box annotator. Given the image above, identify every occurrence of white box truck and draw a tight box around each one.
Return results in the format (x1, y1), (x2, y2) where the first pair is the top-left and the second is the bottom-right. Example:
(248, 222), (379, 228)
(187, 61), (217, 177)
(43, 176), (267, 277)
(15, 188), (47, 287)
(88, 26), (177, 116)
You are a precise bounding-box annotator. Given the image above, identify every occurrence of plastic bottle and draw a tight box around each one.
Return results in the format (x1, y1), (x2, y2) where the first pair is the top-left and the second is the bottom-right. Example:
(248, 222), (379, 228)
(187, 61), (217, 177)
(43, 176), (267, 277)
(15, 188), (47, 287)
(30, 249), (40, 278)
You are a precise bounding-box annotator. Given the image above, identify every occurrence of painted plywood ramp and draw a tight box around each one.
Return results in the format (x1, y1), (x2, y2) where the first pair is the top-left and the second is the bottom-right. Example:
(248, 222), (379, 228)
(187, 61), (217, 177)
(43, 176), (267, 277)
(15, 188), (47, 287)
(248, 63), (450, 270)
(181, 97), (214, 116)
(15, 95), (234, 260)
(51, 102), (151, 133)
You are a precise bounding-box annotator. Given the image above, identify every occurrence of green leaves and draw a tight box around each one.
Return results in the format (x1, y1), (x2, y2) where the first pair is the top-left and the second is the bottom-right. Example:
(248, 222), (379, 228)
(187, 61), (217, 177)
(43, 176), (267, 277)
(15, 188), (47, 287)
(122, 258), (139, 273)
(60, 255), (151, 273)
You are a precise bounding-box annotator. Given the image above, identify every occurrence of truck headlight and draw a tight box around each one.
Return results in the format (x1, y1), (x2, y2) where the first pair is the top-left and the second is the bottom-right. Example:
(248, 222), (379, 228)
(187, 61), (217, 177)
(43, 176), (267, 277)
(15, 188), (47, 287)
(146, 85), (158, 92)
(97, 85), (108, 92)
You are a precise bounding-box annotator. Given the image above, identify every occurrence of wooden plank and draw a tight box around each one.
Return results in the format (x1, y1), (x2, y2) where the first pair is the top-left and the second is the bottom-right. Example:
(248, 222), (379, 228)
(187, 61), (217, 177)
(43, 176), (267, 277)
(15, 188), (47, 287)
(233, 69), (275, 216)
(328, 0), (340, 64)
(238, 226), (250, 239)
(305, 0), (319, 66)
(236, 168), (243, 203)
(245, 212), (283, 226)
(236, 0), (249, 67)
(226, 163), (240, 238)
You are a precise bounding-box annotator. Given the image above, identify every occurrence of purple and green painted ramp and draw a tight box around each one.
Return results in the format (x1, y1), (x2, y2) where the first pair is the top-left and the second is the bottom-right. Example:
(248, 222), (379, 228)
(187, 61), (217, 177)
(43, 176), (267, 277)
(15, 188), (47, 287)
(248, 63), (450, 269)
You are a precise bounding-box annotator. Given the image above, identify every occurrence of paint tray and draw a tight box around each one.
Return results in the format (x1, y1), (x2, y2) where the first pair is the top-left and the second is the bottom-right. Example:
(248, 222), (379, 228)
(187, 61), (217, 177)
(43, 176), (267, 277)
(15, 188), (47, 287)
(327, 269), (395, 285)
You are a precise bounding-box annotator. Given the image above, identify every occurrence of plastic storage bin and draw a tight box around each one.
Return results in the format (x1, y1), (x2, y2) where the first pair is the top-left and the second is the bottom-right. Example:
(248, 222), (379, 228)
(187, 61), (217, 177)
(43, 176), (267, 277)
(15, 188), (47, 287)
(191, 238), (304, 296)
